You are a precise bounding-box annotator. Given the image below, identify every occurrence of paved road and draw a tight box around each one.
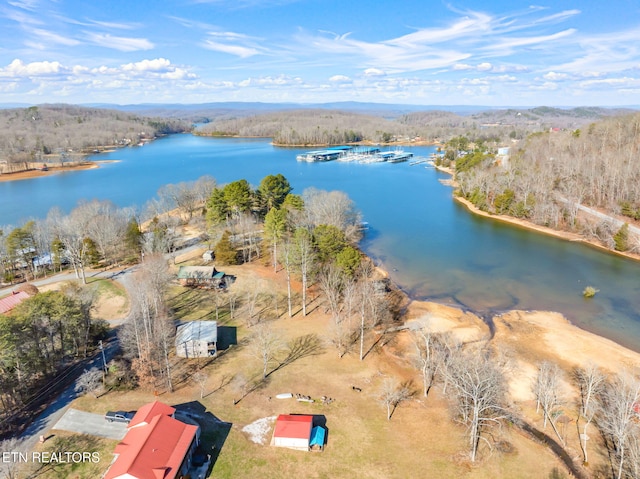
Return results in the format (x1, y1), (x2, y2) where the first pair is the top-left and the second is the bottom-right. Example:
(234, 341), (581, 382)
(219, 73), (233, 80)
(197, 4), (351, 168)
(53, 409), (128, 440)
(18, 339), (120, 452)
(8, 240), (205, 452)
(556, 195), (640, 236)
(11, 267), (133, 451)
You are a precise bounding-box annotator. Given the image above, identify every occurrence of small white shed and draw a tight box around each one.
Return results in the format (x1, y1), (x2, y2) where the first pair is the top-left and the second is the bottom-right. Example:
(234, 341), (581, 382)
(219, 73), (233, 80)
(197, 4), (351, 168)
(271, 415), (313, 451)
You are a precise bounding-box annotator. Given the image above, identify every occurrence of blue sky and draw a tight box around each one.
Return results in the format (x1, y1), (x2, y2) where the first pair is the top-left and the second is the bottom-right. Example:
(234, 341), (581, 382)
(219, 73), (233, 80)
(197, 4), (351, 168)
(1, 0), (639, 106)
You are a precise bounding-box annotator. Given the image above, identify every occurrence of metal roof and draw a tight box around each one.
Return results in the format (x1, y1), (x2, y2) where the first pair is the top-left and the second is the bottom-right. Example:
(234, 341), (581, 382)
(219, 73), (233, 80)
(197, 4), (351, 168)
(177, 266), (217, 279)
(176, 321), (218, 343)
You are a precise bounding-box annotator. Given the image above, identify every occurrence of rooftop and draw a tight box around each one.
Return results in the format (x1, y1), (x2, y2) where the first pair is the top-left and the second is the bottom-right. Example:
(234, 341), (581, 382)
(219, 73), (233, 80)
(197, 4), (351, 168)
(0, 291), (30, 314)
(104, 401), (198, 479)
(273, 414), (313, 440)
(176, 321), (218, 344)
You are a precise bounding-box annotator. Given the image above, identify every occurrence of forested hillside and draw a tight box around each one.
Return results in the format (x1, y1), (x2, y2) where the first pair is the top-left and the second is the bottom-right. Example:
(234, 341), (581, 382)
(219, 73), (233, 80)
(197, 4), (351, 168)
(194, 106), (633, 146)
(0, 105), (191, 170)
(450, 112), (640, 252)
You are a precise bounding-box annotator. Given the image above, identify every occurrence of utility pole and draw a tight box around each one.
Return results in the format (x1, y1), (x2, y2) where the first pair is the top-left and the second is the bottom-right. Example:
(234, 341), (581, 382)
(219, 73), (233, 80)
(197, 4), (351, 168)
(98, 340), (108, 375)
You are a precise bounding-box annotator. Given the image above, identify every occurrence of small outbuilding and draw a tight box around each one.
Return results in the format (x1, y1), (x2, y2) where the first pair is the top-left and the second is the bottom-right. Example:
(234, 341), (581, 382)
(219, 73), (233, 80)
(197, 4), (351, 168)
(175, 321), (217, 358)
(309, 425), (326, 451)
(270, 414), (313, 451)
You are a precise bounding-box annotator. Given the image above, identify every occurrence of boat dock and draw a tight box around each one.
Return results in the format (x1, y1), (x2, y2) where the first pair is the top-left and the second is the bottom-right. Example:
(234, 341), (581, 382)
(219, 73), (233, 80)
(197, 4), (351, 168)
(296, 146), (413, 164)
(409, 157), (429, 166)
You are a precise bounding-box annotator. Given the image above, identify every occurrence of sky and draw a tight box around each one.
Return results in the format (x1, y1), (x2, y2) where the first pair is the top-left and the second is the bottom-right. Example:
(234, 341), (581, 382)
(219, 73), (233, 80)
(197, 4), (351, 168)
(1, 0), (639, 107)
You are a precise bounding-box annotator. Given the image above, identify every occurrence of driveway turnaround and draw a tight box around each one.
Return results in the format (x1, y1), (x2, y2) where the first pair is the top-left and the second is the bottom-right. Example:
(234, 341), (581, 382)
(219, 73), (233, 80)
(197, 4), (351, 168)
(53, 408), (127, 440)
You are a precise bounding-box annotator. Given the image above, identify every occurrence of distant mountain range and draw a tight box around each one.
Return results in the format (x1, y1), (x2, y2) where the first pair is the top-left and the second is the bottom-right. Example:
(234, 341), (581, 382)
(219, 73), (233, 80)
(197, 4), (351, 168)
(0, 101), (637, 127)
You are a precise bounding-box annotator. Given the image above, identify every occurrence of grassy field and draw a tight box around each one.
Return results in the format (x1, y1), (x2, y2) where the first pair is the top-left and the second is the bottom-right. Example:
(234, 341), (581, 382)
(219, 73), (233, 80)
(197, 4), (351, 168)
(63, 260), (572, 479)
(22, 431), (117, 479)
(89, 278), (129, 319)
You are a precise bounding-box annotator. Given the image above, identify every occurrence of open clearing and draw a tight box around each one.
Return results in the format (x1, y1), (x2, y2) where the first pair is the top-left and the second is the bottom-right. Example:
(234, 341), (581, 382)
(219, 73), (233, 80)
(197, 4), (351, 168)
(64, 256), (574, 479)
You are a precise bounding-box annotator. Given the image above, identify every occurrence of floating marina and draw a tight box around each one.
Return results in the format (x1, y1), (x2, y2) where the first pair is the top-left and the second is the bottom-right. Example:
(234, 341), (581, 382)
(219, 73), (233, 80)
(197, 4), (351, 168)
(296, 146), (414, 164)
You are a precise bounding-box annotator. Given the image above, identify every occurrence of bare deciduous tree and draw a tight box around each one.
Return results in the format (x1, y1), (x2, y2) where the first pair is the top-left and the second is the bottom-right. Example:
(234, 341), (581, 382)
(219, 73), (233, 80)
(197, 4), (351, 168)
(317, 263), (343, 324)
(533, 361), (566, 445)
(574, 363), (605, 464)
(379, 377), (413, 421)
(292, 227), (315, 316)
(120, 254), (174, 392)
(75, 367), (104, 398)
(0, 437), (25, 479)
(302, 188), (362, 243)
(191, 370), (208, 399)
(250, 322), (284, 379)
(597, 371), (640, 479)
(444, 348), (510, 463)
(411, 326), (439, 397)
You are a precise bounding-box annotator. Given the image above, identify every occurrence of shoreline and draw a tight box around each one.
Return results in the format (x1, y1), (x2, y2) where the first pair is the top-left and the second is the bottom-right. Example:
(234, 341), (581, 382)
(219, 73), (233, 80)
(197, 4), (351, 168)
(433, 163), (640, 263)
(0, 162), (99, 182)
(192, 132), (439, 148)
(454, 195), (640, 263)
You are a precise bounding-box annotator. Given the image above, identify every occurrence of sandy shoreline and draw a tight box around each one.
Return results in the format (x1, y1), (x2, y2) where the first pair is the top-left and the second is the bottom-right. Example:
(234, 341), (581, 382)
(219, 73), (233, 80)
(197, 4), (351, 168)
(0, 162), (99, 182)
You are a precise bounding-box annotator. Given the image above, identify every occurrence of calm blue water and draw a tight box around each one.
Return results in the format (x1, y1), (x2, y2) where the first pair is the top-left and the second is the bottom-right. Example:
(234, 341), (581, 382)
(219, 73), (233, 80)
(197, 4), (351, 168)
(2, 135), (640, 350)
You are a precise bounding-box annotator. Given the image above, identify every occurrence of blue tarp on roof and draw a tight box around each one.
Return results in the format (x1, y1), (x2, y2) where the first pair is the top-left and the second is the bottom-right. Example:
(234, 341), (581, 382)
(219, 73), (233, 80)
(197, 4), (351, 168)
(309, 426), (326, 447)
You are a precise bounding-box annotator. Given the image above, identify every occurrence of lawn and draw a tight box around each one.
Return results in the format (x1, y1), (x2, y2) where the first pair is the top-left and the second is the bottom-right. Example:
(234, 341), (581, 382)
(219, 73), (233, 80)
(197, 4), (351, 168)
(21, 431), (118, 479)
(68, 260), (571, 479)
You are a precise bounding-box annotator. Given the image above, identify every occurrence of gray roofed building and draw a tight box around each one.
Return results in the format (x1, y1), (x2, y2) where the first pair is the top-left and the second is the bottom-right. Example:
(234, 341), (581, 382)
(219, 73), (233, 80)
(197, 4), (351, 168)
(175, 321), (218, 358)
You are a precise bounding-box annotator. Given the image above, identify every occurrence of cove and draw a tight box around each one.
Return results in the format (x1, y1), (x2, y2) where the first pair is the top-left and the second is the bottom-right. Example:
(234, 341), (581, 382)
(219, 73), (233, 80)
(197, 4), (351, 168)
(1, 135), (640, 351)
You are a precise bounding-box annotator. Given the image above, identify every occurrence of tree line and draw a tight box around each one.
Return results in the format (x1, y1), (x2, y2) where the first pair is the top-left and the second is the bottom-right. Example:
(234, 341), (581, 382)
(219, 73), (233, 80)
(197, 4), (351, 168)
(0, 105), (191, 172)
(193, 106), (629, 147)
(442, 112), (640, 253)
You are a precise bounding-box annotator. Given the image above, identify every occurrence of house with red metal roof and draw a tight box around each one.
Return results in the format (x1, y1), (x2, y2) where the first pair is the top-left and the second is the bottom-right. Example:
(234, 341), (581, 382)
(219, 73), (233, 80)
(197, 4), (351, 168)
(103, 401), (200, 479)
(270, 414), (313, 451)
(0, 291), (29, 315)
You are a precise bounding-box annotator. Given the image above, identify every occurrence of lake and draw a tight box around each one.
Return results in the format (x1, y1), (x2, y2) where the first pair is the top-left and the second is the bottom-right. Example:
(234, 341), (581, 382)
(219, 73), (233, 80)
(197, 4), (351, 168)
(2, 135), (640, 350)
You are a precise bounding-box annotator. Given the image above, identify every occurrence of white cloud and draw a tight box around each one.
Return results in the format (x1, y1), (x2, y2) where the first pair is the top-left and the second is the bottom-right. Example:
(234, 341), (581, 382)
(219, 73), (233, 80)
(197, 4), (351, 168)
(84, 32), (154, 52)
(543, 71), (569, 81)
(494, 75), (517, 82)
(481, 29), (577, 56)
(453, 63), (472, 71)
(477, 62), (493, 71)
(32, 28), (80, 46)
(579, 77), (640, 89)
(363, 68), (386, 77)
(0, 59), (64, 76)
(121, 58), (172, 73)
(203, 40), (260, 58)
(201, 31), (265, 58)
(329, 75), (351, 82)
(238, 75), (302, 87)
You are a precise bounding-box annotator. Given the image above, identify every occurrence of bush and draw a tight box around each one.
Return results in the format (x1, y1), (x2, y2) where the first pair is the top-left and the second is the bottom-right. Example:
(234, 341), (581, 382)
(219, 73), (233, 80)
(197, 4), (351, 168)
(583, 286), (599, 298)
(215, 230), (239, 265)
(613, 223), (629, 252)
